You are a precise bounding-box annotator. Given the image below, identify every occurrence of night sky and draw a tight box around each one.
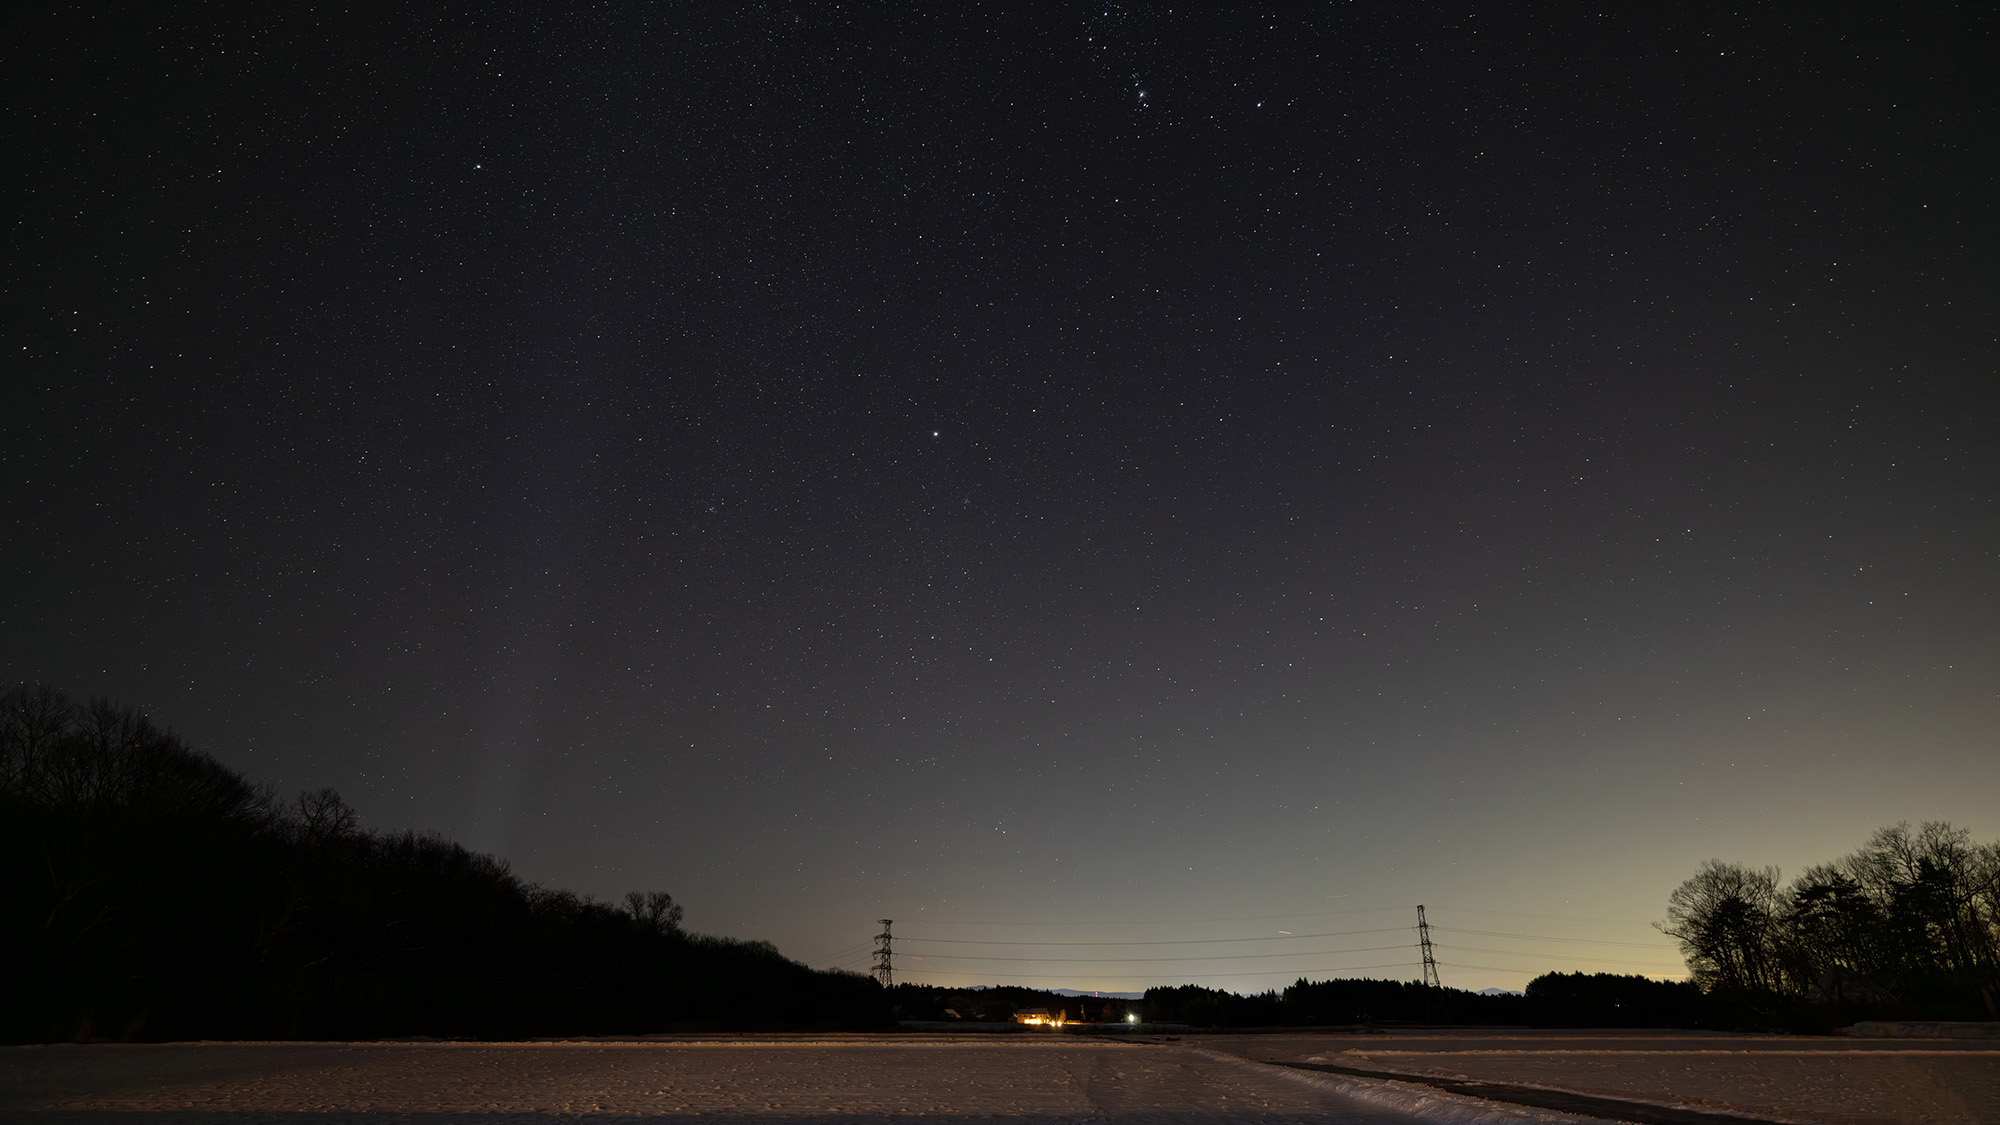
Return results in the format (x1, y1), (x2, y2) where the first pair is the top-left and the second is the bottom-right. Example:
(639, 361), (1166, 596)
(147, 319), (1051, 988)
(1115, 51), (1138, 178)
(8, 3), (1997, 993)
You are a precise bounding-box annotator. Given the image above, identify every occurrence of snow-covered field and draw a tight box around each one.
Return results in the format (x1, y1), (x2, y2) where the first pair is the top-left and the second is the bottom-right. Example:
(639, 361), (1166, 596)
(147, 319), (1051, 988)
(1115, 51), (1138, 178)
(1198, 1031), (2000, 1125)
(0, 1032), (1993, 1124)
(0, 1037), (1605, 1124)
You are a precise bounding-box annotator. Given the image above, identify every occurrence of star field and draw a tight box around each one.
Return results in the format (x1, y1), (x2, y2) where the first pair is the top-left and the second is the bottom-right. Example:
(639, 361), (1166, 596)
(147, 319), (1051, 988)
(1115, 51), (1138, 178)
(6, 3), (1997, 990)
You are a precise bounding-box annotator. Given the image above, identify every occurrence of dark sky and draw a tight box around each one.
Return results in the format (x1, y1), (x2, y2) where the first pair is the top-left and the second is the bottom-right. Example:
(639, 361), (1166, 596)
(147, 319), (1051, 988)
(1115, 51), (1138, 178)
(8, 2), (1997, 992)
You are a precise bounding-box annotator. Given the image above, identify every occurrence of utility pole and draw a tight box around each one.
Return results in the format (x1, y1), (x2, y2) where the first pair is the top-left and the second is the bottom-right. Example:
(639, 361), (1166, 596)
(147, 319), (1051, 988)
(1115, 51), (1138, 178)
(1416, 905), (1441, 989)
(872, 919), (894, 988)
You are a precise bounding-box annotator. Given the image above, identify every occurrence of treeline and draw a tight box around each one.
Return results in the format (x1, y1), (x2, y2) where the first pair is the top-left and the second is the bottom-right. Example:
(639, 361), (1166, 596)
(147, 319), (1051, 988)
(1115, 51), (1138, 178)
(1143, 974), (1701, 1028)
(1664, 823), (2000, 1027)
(889, 984), (1134, 1023)
(1, 686), (887, 1043)
(890, 973), (1703, 1029)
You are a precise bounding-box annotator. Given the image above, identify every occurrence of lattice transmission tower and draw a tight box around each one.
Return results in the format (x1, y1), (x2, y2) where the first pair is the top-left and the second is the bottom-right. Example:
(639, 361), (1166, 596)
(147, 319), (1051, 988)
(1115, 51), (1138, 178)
(1416, 904), (1441, 989)
(872, 919), (894, 988)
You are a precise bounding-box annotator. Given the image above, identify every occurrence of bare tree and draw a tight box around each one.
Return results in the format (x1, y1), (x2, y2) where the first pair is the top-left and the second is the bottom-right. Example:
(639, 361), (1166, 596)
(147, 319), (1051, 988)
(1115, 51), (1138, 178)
(624, 890), (685, 936)
(0, 684), (75, 796)
(1838, 822), (1999, 1017)
(1662, 859), (1787, 1001)
(293, 788), (361, 842)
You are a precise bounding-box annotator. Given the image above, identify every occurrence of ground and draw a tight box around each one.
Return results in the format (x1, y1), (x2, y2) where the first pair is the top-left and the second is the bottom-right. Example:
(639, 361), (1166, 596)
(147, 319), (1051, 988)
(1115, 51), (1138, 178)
(1195, 1030), (2000, 1124)
(1, 1031), (1994, 1124)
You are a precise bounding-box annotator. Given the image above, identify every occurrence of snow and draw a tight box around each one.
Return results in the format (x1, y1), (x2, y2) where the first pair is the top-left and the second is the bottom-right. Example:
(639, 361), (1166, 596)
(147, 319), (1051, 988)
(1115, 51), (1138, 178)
(1194, 1050), (1608, 1125)
(3, 1032), (1993, 1123)
(1195, 1031), (2000, 1125)
(0, 1037), (1601, 1123)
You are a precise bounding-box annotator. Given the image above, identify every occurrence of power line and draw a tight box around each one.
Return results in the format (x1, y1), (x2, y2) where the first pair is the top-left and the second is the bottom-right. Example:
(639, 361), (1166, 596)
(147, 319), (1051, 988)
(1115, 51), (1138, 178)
(897, 960), (1421, 983)
(1430, 906), (1660, 926)
(895, 943), (1679, 970)
(899, 905), (1412, 927)
(1434, 944), (1685, 968)
(899, 925), (1411, 947)
(1440, 961), (1690, 979)
(808, 940), (879, 972)
(808, 941), (876, 966)
(861, 905), (1686, 986)
(1434, 926), (1675, 948)
(904, 943), (1416, 965)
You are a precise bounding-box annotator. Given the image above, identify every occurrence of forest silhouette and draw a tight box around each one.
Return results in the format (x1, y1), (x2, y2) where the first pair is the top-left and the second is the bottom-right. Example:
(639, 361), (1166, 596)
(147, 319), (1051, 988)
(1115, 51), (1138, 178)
(1, 685), (883, 1042)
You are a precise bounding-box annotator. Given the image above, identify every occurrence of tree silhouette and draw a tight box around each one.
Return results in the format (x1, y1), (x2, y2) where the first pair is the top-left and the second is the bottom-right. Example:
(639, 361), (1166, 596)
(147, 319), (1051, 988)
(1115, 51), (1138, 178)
(1, 684), (889, 1042)
(292, 788), (360, 842)
(1665, 823), (2000, 1024)
(624, 890), (685, 935)
(1663, 859), (1784, 1005)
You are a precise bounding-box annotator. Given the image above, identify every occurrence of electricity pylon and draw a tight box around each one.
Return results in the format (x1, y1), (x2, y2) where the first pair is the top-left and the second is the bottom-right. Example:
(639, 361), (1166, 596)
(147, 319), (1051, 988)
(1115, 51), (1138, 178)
(873, 919), (894, 988)
(1417, 904), (1441, 989)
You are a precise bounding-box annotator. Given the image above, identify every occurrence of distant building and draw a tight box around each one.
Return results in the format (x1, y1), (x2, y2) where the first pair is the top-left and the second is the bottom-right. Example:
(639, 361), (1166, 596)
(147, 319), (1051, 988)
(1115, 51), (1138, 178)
(1013, 1007), (1059, 1025)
